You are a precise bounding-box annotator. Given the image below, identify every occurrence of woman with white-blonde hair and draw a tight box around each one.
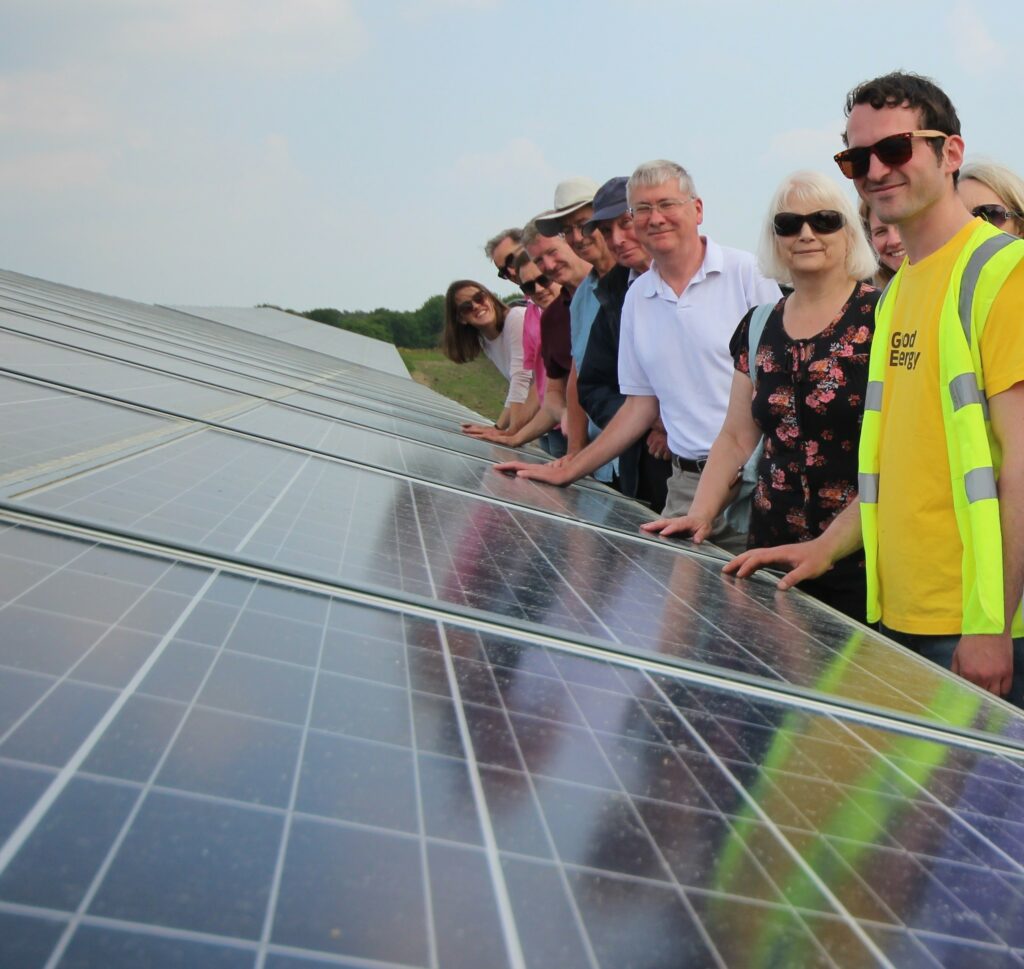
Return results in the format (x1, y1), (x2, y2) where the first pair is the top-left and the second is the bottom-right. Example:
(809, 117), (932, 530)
(643, 171), (878, 621)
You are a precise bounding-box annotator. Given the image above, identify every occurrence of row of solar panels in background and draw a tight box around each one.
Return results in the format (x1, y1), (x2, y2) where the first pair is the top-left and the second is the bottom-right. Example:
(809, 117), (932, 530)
(2, 267), (1024, 968)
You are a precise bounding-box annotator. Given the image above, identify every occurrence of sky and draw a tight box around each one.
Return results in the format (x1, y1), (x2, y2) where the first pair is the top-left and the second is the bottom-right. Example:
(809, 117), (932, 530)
(0, 0), (1020, 313)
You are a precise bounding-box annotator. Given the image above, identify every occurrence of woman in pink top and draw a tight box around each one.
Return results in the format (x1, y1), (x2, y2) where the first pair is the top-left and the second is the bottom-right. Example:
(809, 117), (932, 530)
(514, 252), (562, 406)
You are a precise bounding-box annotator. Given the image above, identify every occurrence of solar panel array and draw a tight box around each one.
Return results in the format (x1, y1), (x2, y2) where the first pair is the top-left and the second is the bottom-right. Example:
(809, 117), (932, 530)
(2, 266), (1024, 969)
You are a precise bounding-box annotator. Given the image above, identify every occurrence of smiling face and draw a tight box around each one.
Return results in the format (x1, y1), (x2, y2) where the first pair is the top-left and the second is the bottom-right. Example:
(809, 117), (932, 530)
(560, 204), (613, 271)
(525, 234), (588, 288)
(517, 261), (561, 310)
(598, 212), (649, 272)
(453, 286), (497, 331)
(775, 198), (849, 280)
(629, 179), (703, 259)
(867, 208), (906, 272)
(845, 103), (955, 229)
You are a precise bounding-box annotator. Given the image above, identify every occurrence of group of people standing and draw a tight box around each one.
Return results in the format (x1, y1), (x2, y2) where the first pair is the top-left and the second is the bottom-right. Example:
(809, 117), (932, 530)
(440, 70), (1024, 709)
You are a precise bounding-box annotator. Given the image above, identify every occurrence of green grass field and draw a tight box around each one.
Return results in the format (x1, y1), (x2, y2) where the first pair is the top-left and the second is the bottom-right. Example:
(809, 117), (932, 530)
(398, 347), (508, 422)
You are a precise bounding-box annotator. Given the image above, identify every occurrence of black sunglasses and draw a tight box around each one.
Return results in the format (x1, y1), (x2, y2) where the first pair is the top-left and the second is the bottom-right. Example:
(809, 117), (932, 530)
(972, 204), (1022, 228)
(519, 274), (552, 296)
(773, 210), (846, 236)
(833, 129), (947, 179)
(456, 290), (490, 317)
(496, 253), (516, 281)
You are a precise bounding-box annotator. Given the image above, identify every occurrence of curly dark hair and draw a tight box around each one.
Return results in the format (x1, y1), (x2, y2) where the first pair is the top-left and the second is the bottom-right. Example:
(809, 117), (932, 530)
(842, 71), (961, 181)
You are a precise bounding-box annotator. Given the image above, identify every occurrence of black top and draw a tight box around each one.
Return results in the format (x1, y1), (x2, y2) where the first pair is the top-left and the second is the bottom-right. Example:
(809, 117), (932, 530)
(577, 264), (647, 498)
(730, 282), (878, 550)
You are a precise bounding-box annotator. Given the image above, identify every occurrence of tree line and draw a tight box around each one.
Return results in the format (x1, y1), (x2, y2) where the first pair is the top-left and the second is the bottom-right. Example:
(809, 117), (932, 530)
(260, 291), (519, 350)
(257, 296), (443, 349)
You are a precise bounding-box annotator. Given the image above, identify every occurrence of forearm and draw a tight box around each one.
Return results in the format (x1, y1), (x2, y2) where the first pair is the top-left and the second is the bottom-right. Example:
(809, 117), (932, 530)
(688, 428), (755, 521)
(556, 395), (658, 482)
(564, 365), (589, 453)
(507, 390), (539, 433)
(818, 498), (864, 562)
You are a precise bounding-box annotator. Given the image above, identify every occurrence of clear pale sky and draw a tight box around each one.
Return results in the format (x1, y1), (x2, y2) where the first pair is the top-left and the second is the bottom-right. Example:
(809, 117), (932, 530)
(0, 0), (1019, 312)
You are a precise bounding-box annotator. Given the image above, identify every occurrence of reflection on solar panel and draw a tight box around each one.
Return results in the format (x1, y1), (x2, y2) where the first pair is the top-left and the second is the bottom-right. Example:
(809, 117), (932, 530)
(2, 266), (1024, 968)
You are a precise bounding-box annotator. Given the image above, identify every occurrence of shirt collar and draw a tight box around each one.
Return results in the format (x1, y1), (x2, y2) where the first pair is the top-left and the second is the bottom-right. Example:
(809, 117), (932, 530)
(640, 236), (720, 298)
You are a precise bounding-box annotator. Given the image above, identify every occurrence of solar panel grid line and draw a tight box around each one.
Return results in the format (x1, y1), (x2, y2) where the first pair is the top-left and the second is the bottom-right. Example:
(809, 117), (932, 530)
(0, 382), (702, 581)
(0, 510), (1007, 774)
(6, 506), (1024, 766)
(407, 481), (527, 969)
(492, 637), (732, 968)
(0, 295), (512, 446)
(0, 320), (469, 454)
(653, 682), (1024, 960)
(0, 281), (366, 391)
(6, 518), (1024, 962)
(0, 279), (418, 408)
(0, 314), (504, 455)
(30, 570), (264, 969)
(644, 678), (896, 967)
(0, 371), (608, 540)
(247, 549), (445, 969)
(441, 634), (607, 969)
(594, 531), (957, 725)
(0, 543), (151, 752)
(0, 905), (266, 962)
(433, 623), (529, 969)
(0, 293), (458, 418)
(0, 568), (220, 884)
(0, 380), (224, 495)
(832, 717), (1024, 881)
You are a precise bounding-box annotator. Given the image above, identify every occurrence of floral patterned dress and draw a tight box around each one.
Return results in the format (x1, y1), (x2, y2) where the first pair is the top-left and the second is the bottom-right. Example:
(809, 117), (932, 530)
(729, 282), (878, 621)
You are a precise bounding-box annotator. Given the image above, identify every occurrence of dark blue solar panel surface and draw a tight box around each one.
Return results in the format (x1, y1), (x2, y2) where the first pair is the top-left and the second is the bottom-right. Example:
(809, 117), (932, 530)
(3, 267), (1024, 969)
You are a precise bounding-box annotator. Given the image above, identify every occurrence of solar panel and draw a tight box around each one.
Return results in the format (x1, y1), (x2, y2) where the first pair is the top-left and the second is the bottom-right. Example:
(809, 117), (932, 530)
(2, 267), (1024, 969)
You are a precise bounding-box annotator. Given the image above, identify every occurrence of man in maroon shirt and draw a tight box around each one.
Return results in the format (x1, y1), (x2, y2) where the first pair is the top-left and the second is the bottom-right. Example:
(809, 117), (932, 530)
(463, 221), (591, 456)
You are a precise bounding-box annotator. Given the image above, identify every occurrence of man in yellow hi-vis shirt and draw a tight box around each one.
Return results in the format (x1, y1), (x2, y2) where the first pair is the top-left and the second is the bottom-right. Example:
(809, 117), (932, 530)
(727, 71), (1024, 706)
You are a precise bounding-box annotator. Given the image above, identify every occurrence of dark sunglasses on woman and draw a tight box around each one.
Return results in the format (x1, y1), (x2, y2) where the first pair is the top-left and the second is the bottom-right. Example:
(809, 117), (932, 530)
(457, 291), (490, 317)
(519, 274), (552, 296)
(833, 130), (947, 179)
(773, 210), (846, 236)
(971, 204), (1022, 228)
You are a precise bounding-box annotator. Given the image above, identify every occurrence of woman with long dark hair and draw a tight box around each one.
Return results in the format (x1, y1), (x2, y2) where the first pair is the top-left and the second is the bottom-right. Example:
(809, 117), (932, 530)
(441, 280), (535, 432)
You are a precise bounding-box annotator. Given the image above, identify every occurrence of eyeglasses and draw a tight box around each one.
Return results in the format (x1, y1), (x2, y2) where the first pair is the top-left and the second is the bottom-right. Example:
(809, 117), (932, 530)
(833, 130), (947, 179)
(457, 291), (490, 317)
(629, 197), (695, 220)
(519, 274), (552, 296)
(773, 210), (846, 236)
(496, 252), (516, 281)
(558, 216), (590, 241)
(971, 203), (1022, 228)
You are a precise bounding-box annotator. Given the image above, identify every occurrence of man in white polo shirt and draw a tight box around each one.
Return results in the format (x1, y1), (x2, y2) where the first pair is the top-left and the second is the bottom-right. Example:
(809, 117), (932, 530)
(497, 159), (780, 551)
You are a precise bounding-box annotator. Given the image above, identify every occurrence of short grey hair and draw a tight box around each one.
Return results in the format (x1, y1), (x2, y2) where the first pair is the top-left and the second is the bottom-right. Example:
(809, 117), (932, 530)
(756, 171), (878, 285)
(626, 160), (696, 206)
(483, 227), (522, 259)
